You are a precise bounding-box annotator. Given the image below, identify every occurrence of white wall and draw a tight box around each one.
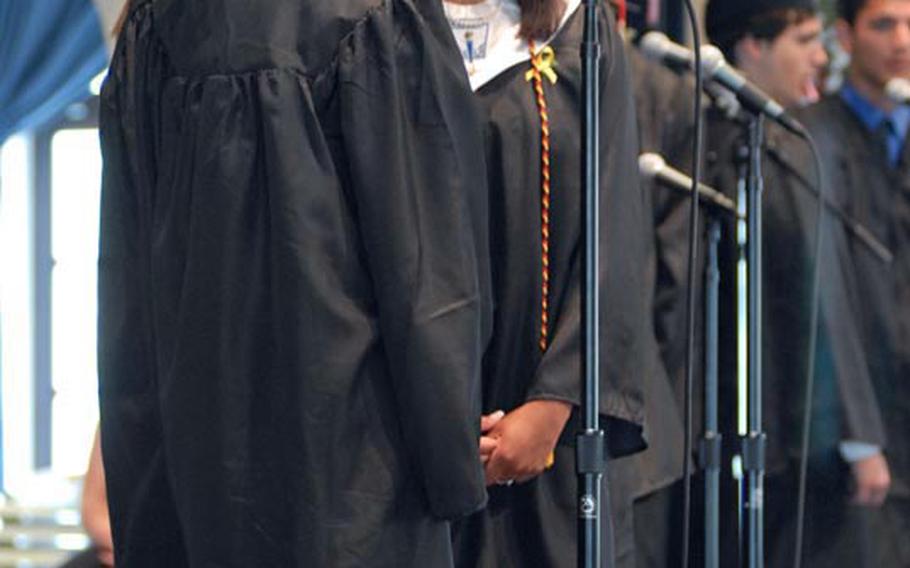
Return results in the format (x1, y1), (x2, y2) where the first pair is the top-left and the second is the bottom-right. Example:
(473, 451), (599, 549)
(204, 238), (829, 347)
(0, 134), (36, 498)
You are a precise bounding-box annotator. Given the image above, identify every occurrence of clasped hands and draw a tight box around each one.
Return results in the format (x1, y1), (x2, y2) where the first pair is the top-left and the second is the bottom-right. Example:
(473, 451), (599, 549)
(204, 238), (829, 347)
(479, 399), (572, 487)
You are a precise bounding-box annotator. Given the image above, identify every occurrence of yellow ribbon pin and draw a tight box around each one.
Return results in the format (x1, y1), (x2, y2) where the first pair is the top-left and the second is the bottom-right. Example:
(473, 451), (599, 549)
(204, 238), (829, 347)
(525, 46), (559, 85)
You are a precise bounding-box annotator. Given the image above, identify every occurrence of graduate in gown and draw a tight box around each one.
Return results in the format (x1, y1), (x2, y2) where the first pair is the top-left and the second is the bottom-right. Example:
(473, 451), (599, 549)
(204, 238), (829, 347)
(801, 0), (910, 563)
(98, 1), (495, 565)
(441, 1), (654, 566)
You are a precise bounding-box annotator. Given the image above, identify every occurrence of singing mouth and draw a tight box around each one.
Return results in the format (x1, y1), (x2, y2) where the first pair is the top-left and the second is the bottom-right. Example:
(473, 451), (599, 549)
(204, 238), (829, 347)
(800, 77), (821, 105)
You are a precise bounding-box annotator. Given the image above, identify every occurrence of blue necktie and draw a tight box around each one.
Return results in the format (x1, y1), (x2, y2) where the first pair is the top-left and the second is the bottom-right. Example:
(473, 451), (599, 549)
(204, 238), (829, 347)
(879, 117), (901, 167)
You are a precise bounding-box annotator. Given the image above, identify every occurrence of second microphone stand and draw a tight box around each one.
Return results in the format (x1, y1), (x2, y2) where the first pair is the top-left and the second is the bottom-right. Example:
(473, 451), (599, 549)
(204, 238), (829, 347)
(735, 115), (768, 568)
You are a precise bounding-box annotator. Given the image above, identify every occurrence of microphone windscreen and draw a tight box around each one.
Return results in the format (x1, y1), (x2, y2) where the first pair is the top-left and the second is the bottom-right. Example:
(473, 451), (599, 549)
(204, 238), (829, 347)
(886, 78), (910, 104)
(699, 45), (726, 76)
(638, 152), (666, 180)
(639, 31), (670, 61)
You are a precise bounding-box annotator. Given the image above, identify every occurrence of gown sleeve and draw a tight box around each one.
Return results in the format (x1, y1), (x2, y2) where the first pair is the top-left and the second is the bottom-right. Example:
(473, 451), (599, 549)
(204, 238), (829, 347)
(765, 129), (887, 462)
(821, 221), (887, 448)
(97, 6), (188, 559)
(336, 4), (493, 520)
(788, 132), (889, 449)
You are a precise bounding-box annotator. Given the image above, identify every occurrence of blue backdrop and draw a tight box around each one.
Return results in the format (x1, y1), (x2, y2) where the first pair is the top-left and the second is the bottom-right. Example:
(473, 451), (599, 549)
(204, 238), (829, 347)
(0, 0), (107, 143)
(0, 0), (107, 493)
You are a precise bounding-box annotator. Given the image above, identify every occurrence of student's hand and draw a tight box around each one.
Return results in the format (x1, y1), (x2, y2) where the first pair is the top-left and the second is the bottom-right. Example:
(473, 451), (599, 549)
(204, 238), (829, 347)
(483, 400), (571, 486)
(83, 428), (115, 565)
(480, 411), (505, 464)
(97, 545), (115, 567)
(850, 452), (891, 507)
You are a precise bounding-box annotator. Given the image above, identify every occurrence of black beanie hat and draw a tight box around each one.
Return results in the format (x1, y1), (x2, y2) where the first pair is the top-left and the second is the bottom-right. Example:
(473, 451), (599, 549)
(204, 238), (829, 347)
(706, 0), (819, 44)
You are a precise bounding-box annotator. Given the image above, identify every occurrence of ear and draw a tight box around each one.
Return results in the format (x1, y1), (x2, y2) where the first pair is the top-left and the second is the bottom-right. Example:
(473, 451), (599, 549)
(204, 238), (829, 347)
(734, 35), (766, 67)
(835, 18), (854, 55)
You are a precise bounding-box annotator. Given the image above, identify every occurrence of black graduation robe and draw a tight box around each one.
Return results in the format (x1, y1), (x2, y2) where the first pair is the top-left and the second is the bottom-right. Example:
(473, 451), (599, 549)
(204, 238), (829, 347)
(624, 48), (689, 507)
(450, 5), (652, 567)
(98, 1), (494, 565)
(802, 94), (910, 567)
(624, 46), (697, 568)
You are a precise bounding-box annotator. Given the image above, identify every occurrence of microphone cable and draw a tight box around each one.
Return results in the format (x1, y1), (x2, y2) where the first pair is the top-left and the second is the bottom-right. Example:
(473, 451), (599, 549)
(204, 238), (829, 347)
(790, 125), (827, 568)
(679, 0), (704, 566)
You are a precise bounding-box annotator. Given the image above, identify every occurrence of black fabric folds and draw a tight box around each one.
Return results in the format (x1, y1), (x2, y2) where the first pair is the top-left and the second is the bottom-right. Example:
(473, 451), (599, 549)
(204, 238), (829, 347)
(98, 1), (492, 565)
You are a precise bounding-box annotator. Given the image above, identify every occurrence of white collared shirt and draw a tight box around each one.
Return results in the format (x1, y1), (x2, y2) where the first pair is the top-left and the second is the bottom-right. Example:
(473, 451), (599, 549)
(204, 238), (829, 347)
(443, 0), (581, 91)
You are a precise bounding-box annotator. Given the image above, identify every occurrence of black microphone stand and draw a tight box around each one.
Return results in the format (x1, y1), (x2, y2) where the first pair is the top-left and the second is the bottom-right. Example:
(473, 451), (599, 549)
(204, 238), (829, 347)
(649, 177), (735, 568)
(578, 1), (606, 567)
(735, 115), (767, 568)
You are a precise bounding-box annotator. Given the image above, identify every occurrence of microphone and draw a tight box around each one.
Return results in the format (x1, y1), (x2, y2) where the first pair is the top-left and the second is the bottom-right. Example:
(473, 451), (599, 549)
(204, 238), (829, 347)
(638, 153), (741, 219)
(639, 31), (694, 71)
(699, 45), (804, 135)
(886, 77), (910, 104)
(638, 32), (805, 136)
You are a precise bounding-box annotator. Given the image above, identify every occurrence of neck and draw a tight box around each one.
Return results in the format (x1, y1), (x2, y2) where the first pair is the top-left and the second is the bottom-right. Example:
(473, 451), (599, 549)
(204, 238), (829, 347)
(847, 68), (896, 113)
(446, 0), (486, 4)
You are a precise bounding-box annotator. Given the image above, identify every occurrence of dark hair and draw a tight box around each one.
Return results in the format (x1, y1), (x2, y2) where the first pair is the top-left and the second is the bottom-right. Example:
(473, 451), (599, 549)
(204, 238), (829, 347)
(837, 0), (865, 24)
(713, 7), (816, 63)
(113, 1), (131, 37)
(518, 0), (568, 40)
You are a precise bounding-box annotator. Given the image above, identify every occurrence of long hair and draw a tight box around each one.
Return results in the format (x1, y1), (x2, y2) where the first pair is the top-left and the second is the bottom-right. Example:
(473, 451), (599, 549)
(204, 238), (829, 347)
(518, 0), (568, 40)
(112, 1), (131, 37)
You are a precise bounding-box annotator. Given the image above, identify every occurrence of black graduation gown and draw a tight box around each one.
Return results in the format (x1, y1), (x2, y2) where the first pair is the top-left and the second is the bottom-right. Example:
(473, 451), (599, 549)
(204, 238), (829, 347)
(624, 47), (697, 568)
(451, 5), (651, 567)
(98, 1), (494, 565)
(631, 51), (704, 422)
(706, 108), (886, 567)
(802, 94), (910, 567)
(624, 49), (689, 506)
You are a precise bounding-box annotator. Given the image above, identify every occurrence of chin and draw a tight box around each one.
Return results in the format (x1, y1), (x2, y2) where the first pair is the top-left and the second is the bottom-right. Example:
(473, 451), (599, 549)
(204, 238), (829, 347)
(884, 64), (910, 78)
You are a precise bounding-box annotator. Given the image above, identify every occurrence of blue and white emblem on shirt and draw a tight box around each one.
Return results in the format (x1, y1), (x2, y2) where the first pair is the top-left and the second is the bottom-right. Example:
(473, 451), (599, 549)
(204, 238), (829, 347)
(449, 18), (491, 65)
